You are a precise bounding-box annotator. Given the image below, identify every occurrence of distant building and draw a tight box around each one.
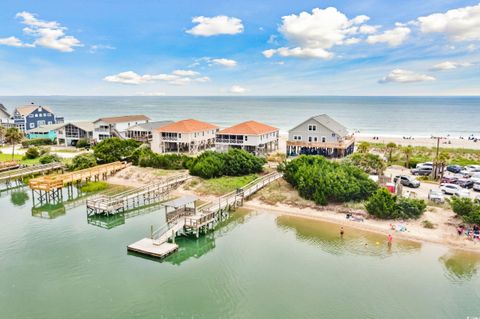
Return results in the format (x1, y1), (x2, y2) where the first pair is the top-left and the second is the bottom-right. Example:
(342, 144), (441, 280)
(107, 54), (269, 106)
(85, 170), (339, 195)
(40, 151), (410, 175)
(215, 120), (279, 155)
(151, 119), (219, 154)
(93, 115), (150, 141)
(12, 103), (64, 132)
(55, 122), (95, 146)
(26, 123), (64, 141)
(287, 114), (354, 158)
(125, 120), (174, 143)
(0, 103), (15, 129)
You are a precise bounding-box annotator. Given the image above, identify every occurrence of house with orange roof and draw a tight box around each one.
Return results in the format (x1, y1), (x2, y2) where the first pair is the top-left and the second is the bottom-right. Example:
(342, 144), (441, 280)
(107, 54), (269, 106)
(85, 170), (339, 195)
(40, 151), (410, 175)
(93, 114), (150, 141)
(215, 120), (279, 155)
(151, 119), (219, 154)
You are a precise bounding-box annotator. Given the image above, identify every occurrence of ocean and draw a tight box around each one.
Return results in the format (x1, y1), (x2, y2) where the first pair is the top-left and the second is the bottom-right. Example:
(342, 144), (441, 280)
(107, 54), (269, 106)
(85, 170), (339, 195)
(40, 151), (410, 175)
(1, 96), (479, 137)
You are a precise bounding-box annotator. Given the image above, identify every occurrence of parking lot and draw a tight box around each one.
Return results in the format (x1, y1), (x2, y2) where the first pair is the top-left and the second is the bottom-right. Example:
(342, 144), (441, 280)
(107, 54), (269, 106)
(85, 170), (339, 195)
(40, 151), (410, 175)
(384, 166), (480, 202)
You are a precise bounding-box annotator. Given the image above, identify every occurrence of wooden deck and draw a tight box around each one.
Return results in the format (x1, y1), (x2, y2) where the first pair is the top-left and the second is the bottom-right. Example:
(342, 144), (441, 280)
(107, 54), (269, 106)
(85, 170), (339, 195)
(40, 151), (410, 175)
(0, 160), (19, 172)
(29, 161), (127, 191)
(0, 162), (64, 184)
(127, 238), (178, 258)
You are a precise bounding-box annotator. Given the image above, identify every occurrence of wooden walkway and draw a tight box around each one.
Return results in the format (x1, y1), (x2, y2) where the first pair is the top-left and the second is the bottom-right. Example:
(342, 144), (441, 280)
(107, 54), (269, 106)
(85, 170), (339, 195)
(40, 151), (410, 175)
(29, 161), (127, 191)
(0, 160), (19, 172)
(129, 171), (283, 259)
(0, 162), (64, 185)
(86, 173), (190, 215)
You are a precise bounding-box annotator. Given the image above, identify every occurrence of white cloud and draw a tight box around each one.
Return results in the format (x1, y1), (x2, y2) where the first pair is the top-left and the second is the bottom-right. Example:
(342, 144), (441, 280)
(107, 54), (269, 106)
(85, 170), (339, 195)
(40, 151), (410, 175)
(264, 7), (371, 59)
(0, 36), (32, 47)
(431, 61), (472, 70)
(104, 70), (209, 86)
(172, 69), (200, 77)
(359, 25), (380, 34)
(366, 26), (411, 47)
(211, 58), (237, 67)
(89, 44), (115, 53)
(186, 16), (244, 36)
(417, 3), (480, 41)
(229, 85), (247, 93)
(379, 69), (436, 83)
(0, 11), (81, 52)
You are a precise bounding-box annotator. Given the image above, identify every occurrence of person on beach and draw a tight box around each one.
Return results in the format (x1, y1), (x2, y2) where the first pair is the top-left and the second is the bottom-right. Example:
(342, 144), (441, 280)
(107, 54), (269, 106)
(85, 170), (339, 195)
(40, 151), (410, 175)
(387, 234), (393, 246)
(340, 227), (344, 238)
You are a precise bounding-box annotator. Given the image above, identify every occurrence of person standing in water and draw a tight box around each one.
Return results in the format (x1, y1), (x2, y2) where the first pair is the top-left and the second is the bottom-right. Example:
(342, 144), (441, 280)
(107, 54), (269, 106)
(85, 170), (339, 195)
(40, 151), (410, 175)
(387, 234), (393, 246)
(340, 227), (344, 238)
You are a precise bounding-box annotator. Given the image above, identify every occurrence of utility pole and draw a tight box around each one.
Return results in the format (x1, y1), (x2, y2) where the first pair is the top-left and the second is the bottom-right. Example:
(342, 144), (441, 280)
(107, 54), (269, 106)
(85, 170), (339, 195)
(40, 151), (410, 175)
(432, 136), (441, 180)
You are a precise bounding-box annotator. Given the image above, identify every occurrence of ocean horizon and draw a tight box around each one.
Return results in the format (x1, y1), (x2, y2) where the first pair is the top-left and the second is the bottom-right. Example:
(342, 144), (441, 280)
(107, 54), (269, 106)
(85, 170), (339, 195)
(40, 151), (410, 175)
(1, 96), (479, 137)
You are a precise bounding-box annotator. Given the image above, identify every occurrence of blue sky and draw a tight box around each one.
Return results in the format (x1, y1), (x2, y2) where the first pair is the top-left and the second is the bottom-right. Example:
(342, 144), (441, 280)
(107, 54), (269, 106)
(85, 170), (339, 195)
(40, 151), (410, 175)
(0, 0), (479, 96)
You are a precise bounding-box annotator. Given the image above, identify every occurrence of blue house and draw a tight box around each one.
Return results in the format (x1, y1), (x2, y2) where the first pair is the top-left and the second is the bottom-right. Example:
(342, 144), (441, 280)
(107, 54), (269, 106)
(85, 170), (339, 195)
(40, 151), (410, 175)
(12, 104), (64, 132)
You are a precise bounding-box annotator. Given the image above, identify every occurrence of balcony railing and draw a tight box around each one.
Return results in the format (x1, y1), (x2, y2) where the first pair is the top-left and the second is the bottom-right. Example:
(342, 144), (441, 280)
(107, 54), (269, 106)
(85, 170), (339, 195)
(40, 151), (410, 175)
(215, 138), (244, 144)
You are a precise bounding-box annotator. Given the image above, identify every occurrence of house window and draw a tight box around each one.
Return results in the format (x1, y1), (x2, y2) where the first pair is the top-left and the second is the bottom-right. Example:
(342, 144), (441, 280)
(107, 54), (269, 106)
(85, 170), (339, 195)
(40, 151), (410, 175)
(293, 135), (301, 141)
(332, 133), (336, 137)
(48, 121), (52, 125)
(179, 133), (182, 138)
(313, 137), (318, 142)
(34, 114), (38, 117)
(29, 123), (35, 128)
(322, 136), (326, 143)
(28, 114), (33, 118)
(308, 124), (317, 131)
(245, 136), (248, 141)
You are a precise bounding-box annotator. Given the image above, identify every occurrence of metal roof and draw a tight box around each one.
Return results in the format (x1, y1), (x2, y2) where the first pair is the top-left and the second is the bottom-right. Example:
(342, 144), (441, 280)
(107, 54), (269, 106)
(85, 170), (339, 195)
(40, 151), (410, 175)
(289, 114), (349, 136)
(163, 195), (198, 208)
(126, 120), (174, 132)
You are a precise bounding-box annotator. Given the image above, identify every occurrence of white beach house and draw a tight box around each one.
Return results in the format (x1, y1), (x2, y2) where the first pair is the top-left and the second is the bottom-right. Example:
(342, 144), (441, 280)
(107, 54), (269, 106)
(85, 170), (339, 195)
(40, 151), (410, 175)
(93, 115), (150, 141)
(151, 119), (219, 154)
(215, 120), (279, 155)
(287, 114), (355, 158)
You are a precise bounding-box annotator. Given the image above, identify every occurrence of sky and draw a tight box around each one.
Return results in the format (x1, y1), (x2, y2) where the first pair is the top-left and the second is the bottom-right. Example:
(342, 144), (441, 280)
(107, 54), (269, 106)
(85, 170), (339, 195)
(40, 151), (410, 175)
(0, 0), (479, 96)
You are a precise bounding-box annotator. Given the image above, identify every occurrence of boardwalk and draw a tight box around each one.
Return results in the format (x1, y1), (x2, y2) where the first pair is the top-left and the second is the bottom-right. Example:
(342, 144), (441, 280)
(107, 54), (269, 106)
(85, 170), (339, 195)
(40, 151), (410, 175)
(0, 162), (64, 185)
(128, 171), (283, 259)
(29, 162), (127, 191)
(86, 173), (190, 215)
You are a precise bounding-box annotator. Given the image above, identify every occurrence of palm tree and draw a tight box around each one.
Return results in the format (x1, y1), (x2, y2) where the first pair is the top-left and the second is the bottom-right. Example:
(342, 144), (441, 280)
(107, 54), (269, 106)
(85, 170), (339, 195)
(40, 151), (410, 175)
(4, 127), (24, 160)
(436, 151), (450, 181)
(357, 141), (370, 153)
(402, 145), (413, 168)
(385, 142), (397, 163)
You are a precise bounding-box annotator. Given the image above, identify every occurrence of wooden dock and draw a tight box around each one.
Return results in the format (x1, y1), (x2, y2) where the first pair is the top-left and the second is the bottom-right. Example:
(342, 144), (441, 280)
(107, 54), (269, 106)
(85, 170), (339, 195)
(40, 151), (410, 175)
(127, 238), (179, 258)
(129, 171), (283, 259)
(0, 162), (64, 185)
(86, 173), (189, 215)
(0, 160), (19, 172)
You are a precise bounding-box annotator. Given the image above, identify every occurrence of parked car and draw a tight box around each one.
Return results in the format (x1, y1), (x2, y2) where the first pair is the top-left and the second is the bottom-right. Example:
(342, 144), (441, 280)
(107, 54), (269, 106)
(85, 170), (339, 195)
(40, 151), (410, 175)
(428, 189), (445, 203)
(394, 175), (420, 188)
(416, 162), (433, 169)
(441, 176), (459, 184)
(470, 173), (480, 184)
(446, 165), (463, 174)
(473, 182), (480, 192)
(441, 183), (471, 197)
(411, 166), (433, 176)
(460, 165), (480, 176)
(457, 178), (475, 189)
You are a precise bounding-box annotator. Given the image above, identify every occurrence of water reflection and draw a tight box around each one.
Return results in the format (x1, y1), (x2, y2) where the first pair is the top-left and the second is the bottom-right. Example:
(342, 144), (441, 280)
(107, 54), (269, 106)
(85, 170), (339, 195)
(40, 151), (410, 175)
(87, 204), (164, 229)
(440, 250), (480, 282)
(276, 215), (421, 258)
(10, 190), (29, 206)
(31, 203), (66, 219)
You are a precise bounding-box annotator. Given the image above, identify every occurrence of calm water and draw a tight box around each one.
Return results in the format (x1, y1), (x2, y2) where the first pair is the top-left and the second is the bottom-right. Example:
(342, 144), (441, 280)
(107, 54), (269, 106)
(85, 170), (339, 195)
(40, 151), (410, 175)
(1, 187), (480, 319)
(1, 96), (479, 136)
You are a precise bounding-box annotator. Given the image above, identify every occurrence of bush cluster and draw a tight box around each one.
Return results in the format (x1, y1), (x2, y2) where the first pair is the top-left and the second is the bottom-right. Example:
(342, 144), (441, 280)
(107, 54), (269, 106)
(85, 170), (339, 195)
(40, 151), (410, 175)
(189, 149), (266, 179)
(69, 153), (97, 171)
(131, 146), (191, 170)
(344, 152), (386, 175)
(22, 138), (54, 148)
(283, 155), (378, 206)
(365, 188), (427, 219)
(76, 138), (90, 148)
(39, 153), (61, 164)
(24, 146), (40, 159)
(93, 138), (141, 163)
(450, 197), (480, 225)
(80, 181), (108, 193)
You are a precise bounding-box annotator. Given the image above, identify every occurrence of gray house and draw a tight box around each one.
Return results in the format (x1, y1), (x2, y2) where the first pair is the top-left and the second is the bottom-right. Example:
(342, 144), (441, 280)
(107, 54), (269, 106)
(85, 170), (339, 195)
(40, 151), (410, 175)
(287, 114), (355, 157)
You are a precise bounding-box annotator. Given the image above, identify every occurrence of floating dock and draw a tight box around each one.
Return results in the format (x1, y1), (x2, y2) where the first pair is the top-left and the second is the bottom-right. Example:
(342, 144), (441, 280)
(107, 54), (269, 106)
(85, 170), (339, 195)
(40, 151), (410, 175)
(127, 238), (179, 258)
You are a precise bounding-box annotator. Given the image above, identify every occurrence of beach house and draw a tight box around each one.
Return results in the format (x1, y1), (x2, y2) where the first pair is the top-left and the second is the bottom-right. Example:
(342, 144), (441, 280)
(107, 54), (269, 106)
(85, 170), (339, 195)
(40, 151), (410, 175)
(93, 115), (150, 141)
(151, 119), (219, 154)
(215, 120), (279, 155)
(12, 103), (64, 132)
(287, 114), (355, 157)
(125, 120), (174, 143)
(55, 122), (95, 146)
(0, 104), (15, 128)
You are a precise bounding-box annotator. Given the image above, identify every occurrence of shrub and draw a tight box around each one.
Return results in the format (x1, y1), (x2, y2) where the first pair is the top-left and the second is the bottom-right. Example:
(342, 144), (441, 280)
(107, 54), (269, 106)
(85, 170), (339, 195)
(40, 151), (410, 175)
(422, 220), (435, 229)
(24, 146), (40, 159)
(39, 153), (61, 164)
(22, 138), (54, 147)
(365, 188), (398, 219)
(93, 138), (141, 163)
(450, 197), (480, 225)
(70, 153), (97, 171)
(131, 146), (191, 170)
(396, 198), (427, 219)
(344, 152), (386, 175)
(284, 155), (378, 205)
(80, 181), (108, 193)
(76, 138), (89, 148)
(189, 151), (225, 179)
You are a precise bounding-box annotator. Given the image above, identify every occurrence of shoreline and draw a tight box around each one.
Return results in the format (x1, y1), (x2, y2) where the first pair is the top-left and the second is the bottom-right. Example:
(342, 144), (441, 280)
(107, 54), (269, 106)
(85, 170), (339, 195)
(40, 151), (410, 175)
(244, 200), (480, 253)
